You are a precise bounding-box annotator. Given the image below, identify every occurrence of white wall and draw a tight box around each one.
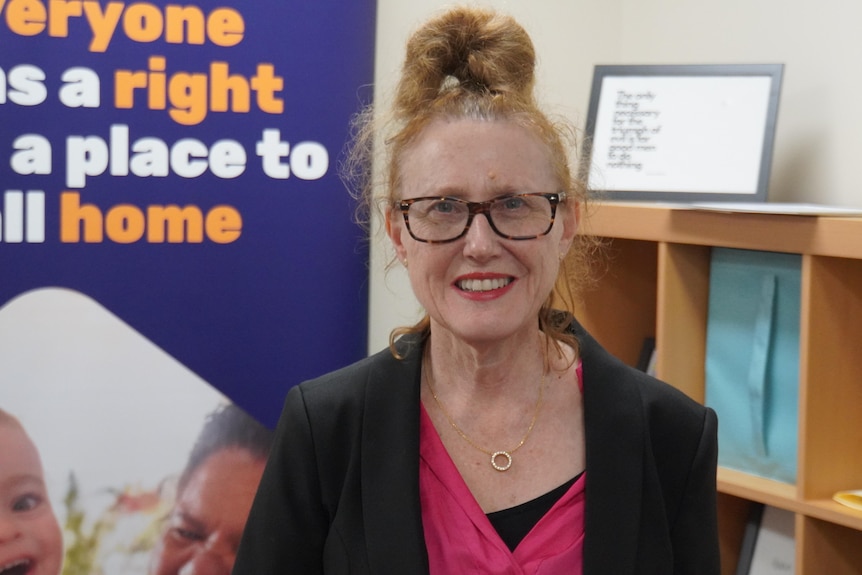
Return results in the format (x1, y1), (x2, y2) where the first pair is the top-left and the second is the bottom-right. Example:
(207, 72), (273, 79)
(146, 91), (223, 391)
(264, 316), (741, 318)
(618, 0), (862, 208)
(368, 0), (862, 353)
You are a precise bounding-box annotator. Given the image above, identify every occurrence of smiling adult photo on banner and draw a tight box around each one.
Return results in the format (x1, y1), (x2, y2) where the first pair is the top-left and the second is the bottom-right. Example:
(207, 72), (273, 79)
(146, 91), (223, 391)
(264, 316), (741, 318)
(0, 1), (376, 573)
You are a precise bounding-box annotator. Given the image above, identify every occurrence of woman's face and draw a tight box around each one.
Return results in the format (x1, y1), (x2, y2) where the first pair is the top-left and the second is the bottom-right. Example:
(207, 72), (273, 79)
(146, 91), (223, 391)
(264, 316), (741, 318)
(0, 422), (64, 575)
(387, 118), (577, 346)
(149, 448), (265, 575)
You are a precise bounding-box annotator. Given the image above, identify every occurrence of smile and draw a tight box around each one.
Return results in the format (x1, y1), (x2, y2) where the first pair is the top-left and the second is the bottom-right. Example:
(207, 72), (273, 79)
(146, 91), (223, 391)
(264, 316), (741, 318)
(0, 558), (32, 575)
(456, 277), (513, 292)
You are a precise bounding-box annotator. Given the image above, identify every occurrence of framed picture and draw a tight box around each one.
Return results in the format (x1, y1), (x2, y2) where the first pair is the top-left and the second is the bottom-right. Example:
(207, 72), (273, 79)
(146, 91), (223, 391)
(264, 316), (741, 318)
(581, 64), (783, 203)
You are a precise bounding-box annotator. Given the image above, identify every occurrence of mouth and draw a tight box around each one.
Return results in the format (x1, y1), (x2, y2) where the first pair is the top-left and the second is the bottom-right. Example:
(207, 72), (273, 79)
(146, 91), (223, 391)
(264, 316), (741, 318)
(0, 559), (32, 575)
(456, 277), (513, 292)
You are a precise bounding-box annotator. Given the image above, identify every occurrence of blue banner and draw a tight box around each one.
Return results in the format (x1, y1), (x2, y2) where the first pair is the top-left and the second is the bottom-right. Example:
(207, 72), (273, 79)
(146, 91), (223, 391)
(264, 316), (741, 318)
(1, 0), (376, 427)
(2, 3), (374, 574)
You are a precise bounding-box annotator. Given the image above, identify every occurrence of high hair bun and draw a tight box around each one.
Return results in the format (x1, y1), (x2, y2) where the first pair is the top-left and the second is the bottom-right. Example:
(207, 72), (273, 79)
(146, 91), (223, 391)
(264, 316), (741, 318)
(394, 7), (536, 119)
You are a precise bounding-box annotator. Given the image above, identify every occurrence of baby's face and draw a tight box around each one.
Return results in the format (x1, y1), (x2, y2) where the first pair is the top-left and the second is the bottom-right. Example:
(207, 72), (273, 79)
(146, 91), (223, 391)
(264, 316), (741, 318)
(0, 422), (63, 575)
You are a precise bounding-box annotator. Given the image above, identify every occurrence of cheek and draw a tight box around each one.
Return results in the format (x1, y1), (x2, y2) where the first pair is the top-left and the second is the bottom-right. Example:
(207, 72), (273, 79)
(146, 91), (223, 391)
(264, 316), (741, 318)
(402, 251), (456, 310)
(408, 247), (455, 281)
(150, 533), (189, 575)
(36, 514), (64, 574)
(530, 245), (563, 290)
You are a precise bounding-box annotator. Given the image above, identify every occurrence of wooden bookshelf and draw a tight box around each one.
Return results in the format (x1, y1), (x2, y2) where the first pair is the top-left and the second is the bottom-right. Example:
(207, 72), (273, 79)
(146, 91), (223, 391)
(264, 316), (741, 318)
(570, 203), (862, 575)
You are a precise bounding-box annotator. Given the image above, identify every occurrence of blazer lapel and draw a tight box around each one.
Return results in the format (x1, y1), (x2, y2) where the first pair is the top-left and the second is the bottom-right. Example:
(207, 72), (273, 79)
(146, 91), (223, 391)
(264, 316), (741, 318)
(578, 327), (645, 575)
(360, 339), (430, 574)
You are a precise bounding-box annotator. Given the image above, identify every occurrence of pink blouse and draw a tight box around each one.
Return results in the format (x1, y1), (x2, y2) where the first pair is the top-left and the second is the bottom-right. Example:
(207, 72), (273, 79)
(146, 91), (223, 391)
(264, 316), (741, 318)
(419, 364), (585, 574)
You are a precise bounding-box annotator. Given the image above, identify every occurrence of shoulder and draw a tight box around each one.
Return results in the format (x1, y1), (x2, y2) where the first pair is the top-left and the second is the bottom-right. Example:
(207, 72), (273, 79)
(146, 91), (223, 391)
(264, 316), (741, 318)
(287, 335), (423, 417)
(271, 337), (424, 500)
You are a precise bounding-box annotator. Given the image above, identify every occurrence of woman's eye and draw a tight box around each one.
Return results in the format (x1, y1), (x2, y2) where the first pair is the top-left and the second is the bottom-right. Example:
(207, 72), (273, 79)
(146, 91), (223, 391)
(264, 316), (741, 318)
(430, 200), (457, 214)
(170, 526), (206, 542)
(12, 493), (42, 512)
(501, 197), (526, 210)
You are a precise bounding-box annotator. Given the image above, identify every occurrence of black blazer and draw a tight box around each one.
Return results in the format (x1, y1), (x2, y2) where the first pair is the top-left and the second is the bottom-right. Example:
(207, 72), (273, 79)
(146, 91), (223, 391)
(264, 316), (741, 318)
(233, 321), (719, 574)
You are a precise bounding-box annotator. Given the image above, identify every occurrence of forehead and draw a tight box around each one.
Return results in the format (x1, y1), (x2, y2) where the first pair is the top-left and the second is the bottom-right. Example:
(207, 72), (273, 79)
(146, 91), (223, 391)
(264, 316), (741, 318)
(0, 422), (44, 483)
(398, 118), (556, 198)
(177, 448), (265, 517)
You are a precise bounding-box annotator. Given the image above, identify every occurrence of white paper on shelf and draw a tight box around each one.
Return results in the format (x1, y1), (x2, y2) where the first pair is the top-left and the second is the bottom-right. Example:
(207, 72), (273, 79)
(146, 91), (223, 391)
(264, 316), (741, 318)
(687, 202), (862, 216)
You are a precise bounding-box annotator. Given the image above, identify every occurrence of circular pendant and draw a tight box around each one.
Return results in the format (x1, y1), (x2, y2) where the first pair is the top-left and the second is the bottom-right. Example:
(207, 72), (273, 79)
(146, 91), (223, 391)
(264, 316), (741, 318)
(491, 451), (513, 471)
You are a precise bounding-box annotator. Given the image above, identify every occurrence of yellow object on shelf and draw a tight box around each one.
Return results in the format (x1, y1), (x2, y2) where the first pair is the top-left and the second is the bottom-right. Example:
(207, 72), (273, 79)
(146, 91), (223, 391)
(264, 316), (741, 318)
(833, 490), (862, 511)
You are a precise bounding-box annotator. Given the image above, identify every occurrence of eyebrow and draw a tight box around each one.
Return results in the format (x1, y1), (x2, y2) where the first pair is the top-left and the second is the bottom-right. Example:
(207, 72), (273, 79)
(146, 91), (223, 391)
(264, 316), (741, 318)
(172, 509), (207, 532)
(1, 474), (46, 491)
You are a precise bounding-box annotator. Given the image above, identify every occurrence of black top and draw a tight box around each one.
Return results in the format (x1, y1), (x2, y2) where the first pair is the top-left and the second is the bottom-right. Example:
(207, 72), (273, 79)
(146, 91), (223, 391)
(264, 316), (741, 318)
(487, 472), (582, 551)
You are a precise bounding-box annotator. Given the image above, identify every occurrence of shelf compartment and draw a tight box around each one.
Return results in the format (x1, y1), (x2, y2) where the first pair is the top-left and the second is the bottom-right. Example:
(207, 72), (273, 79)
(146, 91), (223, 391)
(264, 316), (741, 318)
(655, 242), (710, 402)
(797, 516), (862, 575)
(798, 255), (862, 501)
(717, 493), (758, 575)
(577, 204), (862, 573)
(573, 237), (657, 367)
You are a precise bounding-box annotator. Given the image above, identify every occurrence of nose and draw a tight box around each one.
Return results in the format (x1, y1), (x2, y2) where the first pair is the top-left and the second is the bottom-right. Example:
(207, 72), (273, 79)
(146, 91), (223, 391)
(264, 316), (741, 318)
(0, 515), (21, 544)
(462, 212), (500, 259)
(176, 538), (234, 575)
(177, 550), (231, 575)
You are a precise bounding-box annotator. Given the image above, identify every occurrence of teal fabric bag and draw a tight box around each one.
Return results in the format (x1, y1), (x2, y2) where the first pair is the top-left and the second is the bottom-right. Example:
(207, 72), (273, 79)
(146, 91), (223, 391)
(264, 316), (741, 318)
(705, 248), (801, 484)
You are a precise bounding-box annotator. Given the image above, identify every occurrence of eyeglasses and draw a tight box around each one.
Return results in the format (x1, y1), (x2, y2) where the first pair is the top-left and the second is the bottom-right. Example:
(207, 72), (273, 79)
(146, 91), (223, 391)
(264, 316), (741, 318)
(398, 192), (566, 244)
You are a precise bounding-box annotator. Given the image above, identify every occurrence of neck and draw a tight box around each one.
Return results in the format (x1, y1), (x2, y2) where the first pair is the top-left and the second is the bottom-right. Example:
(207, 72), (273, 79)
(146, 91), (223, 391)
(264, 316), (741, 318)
(424, 325), (546, 399)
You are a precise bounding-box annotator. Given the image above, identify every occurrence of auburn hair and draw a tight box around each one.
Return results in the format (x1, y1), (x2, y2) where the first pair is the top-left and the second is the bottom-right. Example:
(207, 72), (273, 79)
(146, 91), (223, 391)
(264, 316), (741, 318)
(342, 7), (599, 359)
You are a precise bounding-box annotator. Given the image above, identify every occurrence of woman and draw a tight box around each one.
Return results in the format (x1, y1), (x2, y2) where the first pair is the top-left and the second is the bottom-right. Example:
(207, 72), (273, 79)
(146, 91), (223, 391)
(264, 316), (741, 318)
(233, 6), (719, 574)
(150, 403), (272, 575)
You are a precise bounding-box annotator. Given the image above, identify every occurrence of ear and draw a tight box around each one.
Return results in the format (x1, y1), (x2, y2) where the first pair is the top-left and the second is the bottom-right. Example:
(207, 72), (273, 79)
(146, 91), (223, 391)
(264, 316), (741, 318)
(558, 200), (579, 255)
(385, 206), (409, 263)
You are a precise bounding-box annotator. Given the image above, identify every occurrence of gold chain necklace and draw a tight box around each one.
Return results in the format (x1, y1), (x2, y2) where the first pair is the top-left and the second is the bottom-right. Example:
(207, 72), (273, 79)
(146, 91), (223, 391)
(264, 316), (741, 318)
(424, 360), (545, 472)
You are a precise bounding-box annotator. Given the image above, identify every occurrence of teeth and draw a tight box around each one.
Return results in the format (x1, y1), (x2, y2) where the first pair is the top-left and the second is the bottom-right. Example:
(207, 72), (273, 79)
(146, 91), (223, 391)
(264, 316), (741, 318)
(458, 278), (511, 292)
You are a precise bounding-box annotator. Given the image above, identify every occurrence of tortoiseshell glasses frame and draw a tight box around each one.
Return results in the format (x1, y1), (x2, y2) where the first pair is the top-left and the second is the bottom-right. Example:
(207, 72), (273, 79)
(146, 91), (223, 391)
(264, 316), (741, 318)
(397, 192), (566, 244)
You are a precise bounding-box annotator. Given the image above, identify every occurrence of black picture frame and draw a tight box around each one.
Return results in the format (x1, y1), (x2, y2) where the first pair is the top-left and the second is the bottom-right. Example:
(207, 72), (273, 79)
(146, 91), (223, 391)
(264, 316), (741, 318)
(581, 64), (783, 203)
(735, 503), (765, 575)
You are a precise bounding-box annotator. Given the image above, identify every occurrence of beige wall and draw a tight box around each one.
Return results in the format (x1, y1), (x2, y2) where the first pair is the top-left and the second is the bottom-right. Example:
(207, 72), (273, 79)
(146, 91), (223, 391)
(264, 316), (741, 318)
(368, 0), (862, 352)
(618, 0), (862, 208)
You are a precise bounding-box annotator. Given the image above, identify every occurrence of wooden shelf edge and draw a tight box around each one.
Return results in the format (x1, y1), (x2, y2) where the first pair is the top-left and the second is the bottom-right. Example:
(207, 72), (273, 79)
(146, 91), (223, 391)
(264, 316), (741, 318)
(717, 468), (862, 532)
(802, 499), (862, 532)
(582, 203), (862, 259)
(717, 467), (798, 509)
